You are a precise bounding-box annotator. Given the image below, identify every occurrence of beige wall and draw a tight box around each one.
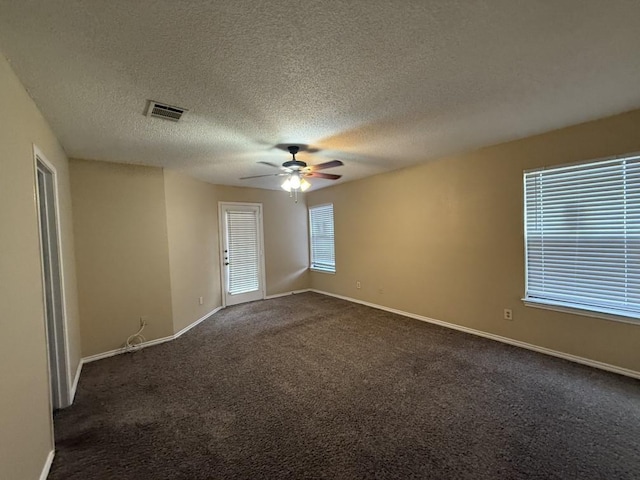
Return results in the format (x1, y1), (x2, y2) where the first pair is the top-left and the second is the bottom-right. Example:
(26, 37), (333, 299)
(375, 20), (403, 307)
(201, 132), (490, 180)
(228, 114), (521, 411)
(216, 186), (310, 296)
(309, 109), (640, 373)
(71, 163), (310, 355)
(164, 170), (221, 332)
(0, 54), (82, 479)
(70, 159), (174, 357)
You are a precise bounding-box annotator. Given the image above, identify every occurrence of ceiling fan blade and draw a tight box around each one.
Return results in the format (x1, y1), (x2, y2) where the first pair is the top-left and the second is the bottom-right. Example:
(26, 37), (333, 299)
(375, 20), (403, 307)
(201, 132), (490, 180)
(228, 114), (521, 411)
(307, 172), (342, 180)
(240, 173), (287, 179)
(257, 161), (281, 168)
(309, 160), (344, 171)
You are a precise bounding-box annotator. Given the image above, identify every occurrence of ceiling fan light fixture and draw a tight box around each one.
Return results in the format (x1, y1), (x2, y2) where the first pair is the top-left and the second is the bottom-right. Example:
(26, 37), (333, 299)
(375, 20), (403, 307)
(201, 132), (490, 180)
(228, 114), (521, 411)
(282, 173), (310, 196)
(281, 177), (292, 192)
(289, 173), (302, 189)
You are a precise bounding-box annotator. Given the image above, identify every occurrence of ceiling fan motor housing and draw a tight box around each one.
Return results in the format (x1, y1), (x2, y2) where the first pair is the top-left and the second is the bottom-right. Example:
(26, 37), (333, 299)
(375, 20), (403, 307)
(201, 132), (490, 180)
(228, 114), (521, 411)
(284, 145), (307, 169)
(283, 159), (307, 169)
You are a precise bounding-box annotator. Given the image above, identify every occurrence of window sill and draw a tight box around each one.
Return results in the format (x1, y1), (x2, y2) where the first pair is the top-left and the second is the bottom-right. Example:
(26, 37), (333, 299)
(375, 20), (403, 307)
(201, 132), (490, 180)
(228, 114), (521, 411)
(310, 267), (336, 275)
(522, 297), (640, 326)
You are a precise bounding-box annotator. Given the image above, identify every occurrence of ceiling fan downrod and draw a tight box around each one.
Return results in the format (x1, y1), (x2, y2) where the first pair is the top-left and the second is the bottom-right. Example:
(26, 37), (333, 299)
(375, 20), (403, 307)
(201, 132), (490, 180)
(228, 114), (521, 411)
(287, 145), (300, 159)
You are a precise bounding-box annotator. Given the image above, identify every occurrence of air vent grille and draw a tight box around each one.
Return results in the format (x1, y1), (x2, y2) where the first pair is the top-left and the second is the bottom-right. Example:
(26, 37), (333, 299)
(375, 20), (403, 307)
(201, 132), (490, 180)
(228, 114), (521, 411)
(146, 100), (187, 122)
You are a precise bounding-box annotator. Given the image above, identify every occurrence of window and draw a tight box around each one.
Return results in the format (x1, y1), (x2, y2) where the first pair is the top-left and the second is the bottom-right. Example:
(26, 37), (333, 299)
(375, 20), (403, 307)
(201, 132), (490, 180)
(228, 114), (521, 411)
(524, 154), (640, 321)
(309, 203), (335, 273)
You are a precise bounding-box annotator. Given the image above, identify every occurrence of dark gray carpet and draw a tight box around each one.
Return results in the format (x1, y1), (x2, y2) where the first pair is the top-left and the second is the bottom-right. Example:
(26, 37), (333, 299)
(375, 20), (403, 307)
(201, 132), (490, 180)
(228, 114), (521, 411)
(50, 292), (640, 479)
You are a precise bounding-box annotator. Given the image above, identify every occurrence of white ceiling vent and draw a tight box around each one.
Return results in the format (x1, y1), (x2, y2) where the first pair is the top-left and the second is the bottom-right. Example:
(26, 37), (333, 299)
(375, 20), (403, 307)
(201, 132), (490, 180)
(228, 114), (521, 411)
(146, 100), (187, 122)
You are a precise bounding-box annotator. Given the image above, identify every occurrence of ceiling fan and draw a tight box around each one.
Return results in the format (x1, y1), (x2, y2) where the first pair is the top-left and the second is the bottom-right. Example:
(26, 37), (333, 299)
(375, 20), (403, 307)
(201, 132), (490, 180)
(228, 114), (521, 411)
(240, 146), (343, 197)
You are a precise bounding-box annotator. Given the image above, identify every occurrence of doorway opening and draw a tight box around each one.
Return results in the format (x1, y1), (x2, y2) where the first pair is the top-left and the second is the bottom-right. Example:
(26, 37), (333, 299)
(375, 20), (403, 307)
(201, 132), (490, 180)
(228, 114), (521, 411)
(35, 148), (71, 409)
(219, 202), (266, 306)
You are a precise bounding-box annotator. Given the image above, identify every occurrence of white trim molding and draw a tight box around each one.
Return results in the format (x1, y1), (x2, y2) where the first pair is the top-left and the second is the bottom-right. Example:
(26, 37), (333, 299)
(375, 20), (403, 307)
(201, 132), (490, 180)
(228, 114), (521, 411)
(174, 306), (224, 338)
(310, 289), (640, 380)
(81, 335), (174, 364)
(33, 145), (73, 409)
(83, 306), (223, 365)
(523, 297), (640, 326)
(265, 289), (310, 300)
(69, 359), (83, 403)
(39, 450), (55, 480)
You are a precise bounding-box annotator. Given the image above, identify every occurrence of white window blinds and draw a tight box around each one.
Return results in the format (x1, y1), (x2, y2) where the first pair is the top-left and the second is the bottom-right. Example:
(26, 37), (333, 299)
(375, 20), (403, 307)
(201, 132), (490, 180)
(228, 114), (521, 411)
(524, 154), (640, 320)
(309, 204), (335, 272)
(226, 210), (260, 295)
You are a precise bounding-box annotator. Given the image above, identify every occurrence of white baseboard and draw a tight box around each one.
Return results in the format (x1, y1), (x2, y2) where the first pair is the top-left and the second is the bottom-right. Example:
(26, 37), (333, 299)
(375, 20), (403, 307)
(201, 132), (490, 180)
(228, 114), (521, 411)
(265, 289), (310, 300)
(82, 306), (223, 365)
(310, 289), (640, 380)
(69, 360), (83, 403)
(174, 306), (224, 338)
(39, 450), (54, 480)
(81, 335), (174, 364)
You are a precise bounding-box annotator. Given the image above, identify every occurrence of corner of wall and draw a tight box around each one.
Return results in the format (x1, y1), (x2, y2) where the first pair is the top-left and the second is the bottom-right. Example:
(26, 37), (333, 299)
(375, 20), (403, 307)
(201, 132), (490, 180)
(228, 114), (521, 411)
(69, 160), (174, 357)
(163, 170), (222, 335)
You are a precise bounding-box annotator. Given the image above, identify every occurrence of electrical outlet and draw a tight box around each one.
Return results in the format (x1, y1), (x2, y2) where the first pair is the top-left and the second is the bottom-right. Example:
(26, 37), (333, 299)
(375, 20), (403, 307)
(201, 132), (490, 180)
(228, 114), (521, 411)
(199, 296), (204, 305)
(378, 288), (384, 295)
(356, 281), (361, 289)
(140, 316), (148, 327)
(503, 309), (513, 321)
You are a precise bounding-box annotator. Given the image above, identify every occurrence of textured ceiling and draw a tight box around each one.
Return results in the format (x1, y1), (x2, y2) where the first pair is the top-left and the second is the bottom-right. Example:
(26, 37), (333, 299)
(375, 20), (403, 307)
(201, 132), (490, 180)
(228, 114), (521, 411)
(1, 1), (640, 191)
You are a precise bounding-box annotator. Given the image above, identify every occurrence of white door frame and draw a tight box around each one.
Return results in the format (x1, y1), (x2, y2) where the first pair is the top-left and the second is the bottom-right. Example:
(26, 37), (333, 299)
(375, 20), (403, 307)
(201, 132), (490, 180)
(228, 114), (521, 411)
(34, 145), (72, 409)
(218, 202), (266, 307)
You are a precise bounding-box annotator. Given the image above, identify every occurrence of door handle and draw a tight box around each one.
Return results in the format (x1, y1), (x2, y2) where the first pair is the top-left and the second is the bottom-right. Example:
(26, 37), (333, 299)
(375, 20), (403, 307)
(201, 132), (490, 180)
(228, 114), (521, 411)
(224, 262), (229, 266)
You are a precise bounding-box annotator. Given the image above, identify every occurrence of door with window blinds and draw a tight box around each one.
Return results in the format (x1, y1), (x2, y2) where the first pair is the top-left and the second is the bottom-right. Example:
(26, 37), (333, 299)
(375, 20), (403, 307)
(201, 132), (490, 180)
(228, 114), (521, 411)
(220, 203), (265, 306)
